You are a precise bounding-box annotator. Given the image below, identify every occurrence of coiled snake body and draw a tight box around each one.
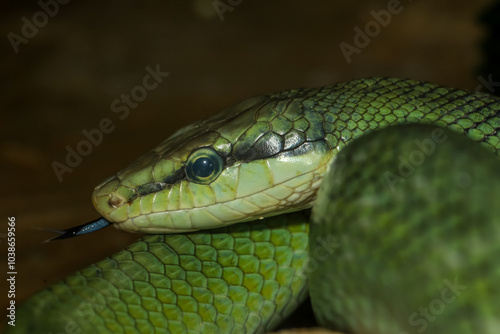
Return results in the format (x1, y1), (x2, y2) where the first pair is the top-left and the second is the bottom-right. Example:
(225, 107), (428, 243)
(10, 78), (500, 333)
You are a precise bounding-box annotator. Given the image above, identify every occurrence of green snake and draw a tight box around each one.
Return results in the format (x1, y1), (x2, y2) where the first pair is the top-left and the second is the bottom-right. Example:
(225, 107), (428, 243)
(9, 77), (500, 333)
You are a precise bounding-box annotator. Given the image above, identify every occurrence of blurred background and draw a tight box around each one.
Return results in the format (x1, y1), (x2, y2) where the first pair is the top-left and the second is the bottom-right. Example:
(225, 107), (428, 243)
(1, 0), (498, 330)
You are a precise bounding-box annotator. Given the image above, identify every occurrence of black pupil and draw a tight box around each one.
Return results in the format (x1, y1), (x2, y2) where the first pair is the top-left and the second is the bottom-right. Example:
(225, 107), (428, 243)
(193, 157), (215, 178)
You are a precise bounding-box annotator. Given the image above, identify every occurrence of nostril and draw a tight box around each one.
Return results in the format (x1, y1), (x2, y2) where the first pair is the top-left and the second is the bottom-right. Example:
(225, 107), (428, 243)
(109, 193), (125, 208)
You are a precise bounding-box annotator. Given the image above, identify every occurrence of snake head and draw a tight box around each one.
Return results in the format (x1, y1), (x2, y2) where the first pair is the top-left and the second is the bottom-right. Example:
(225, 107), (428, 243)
(90, 92), (334, 234)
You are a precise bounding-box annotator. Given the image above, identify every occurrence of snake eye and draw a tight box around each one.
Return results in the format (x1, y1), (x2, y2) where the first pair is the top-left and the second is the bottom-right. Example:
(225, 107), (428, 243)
(185, 148), (224, 184)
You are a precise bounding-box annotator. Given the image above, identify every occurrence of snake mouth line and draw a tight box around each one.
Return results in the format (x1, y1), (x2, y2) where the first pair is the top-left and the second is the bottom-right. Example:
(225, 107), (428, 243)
(116, 166), (318, 216)
(102, 165), (323, 234)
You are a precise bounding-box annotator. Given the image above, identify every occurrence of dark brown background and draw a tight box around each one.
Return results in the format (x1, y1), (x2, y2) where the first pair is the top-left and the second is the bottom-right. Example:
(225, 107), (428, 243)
(1, 0), (494, 330)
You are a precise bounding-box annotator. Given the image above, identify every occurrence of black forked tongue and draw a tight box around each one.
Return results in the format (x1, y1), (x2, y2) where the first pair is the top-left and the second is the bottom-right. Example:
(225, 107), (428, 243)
(41, 217), (111, 243)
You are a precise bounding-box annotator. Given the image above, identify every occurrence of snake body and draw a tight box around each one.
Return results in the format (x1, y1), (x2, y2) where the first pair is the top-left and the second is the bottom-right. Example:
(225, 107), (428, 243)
(310, 124), (500, 333)
(10, 77), (500, 333)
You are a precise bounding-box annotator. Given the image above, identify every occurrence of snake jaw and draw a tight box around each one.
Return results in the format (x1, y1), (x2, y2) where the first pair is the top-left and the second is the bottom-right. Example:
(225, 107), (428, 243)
(90, 155), (329, 234)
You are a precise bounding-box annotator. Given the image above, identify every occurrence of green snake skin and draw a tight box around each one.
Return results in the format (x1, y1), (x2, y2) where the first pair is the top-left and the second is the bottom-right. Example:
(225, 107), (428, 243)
(310, 125), (500, 333)
(14, 212), (310, 333)
(9, 78), (500, 333)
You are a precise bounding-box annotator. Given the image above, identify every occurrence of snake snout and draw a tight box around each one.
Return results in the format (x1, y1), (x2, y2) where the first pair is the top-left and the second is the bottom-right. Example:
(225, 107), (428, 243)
(92, 176), (137, 223)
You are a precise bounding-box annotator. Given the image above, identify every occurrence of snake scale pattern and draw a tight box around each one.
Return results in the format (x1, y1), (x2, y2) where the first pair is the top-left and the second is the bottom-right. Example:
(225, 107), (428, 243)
(9, 77), (500, 333)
